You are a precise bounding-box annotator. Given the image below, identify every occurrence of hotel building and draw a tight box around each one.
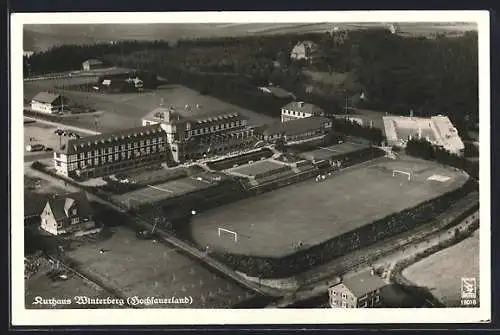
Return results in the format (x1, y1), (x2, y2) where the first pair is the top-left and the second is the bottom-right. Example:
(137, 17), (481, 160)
(141, 105), (259, 162)
(53, 124), (169, 179)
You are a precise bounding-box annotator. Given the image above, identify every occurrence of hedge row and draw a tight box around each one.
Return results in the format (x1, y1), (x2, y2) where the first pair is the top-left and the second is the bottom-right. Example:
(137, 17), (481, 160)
(391, 220), (479, 279)
(210, 178), (476, 278)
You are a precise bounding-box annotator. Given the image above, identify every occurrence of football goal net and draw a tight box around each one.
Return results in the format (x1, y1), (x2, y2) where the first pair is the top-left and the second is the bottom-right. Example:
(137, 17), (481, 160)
(218, 228), (238, 243)
(392, 169), (412, 181)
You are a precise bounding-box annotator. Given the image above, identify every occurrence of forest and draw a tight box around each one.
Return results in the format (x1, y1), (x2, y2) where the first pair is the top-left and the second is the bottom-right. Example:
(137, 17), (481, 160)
(24, 29), (479, 132)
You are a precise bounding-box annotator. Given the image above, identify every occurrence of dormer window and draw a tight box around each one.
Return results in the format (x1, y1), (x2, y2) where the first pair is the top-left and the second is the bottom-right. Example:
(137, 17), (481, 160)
(72, 208), (77, 215)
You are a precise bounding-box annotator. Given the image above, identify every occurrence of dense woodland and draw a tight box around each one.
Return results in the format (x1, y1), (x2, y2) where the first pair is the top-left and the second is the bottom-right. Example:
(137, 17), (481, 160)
(24, 29), (479, 132)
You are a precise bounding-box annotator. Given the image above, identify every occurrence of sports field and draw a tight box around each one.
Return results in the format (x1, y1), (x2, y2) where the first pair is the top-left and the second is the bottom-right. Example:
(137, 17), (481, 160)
(227, 159), (287, 178)
(298, 142), (369, 162)
(403, 230), (480, 307)
(190, 157), (468, 258)
(66, 226), (254, 308)
(24, 79), (276, 132)
(112, 174), (219, 208)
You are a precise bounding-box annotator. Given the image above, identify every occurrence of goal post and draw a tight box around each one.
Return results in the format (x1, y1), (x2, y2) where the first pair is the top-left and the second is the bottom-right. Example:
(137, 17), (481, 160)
(392, 169), (412, 181)
(218, 227), (238, 243)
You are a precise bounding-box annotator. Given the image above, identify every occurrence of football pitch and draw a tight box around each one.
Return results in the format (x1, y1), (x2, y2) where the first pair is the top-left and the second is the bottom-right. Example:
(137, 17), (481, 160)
(190, 157), (468, 258)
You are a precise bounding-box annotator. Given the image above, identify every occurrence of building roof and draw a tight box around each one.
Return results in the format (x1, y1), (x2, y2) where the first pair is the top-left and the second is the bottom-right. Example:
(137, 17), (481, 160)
(142, 106), (247, 125)
(58, 124), (164, 155)
(294, 40), (318, 48)
(83, 59), (104, 65)
(263, 116), (331, 137)
(340, 271), (387, 298)
(31, 92), (61, 104)
(44, 191), (94, 221)
(259, 86), (295, 99)
(282, 101), (324, 115)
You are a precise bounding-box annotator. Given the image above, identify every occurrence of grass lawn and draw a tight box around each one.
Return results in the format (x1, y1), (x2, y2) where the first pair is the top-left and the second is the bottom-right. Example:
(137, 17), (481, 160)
(66, 226), (254, 308)
(25, 272), (117, 309)
(402, 230), (480, 307)
(190, 157), (467, 258)
(24, 80), (276, 132)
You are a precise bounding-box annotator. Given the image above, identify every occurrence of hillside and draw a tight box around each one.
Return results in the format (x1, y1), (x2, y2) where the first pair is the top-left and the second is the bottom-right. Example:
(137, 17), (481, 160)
(24, 22), (476, 52)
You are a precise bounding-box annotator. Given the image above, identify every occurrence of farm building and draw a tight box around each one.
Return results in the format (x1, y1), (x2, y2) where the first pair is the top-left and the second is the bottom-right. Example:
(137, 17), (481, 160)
(82, 59), (106, 71)
(290, 40), (320, 63)
(141, 104), (259, 163)
(53, 124), (169, 179)
(328, 270), (387, 308)
(281, 101), (325, 123)
(383, 115), (465, 156)
(30, 92), (68, 114)
(40, 191), (96, 236)
(262, 116), (332, 144)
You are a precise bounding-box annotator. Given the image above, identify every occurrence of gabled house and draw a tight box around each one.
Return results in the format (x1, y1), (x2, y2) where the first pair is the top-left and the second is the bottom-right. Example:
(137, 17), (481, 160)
(40, 191), (96, 236)
(30, 92), (68, 114)
(290, 40), (320, 63)
(328, 270), (387, 308)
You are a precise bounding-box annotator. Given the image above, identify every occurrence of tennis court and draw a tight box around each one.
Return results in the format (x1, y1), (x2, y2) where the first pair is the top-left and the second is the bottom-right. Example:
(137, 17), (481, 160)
(227, 159), (287, 178)
(298, 142), (369, 162)
(113, 175), (219, 207)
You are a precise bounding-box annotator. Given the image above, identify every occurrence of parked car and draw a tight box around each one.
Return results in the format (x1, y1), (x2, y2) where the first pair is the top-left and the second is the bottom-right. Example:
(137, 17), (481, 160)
(45, 147), (53, 152)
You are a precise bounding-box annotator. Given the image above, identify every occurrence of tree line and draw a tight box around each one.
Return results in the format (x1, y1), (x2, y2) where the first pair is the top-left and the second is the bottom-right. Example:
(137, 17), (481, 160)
(25, 29), (478, 132)
(405, 138), (479, 179)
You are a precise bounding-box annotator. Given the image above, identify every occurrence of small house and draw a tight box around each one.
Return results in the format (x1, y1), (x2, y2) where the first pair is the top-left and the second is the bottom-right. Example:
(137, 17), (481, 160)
(30, 92), (67, 114)
(328, 270), (387, 308)
(82, 59), (105, 71)
(40, 191), (96, 236)
(290, 41), (320, 62)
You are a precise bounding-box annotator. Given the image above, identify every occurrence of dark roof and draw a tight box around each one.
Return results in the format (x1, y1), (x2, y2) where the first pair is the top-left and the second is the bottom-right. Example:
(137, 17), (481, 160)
(341, 271), (387, 298)
(58, 124), (164, 155)
(282, 101), (324, 115)
(45, 191), (94, 221)
(31, 92), (61, 104)
(263, 116), (331, 137)
(142, 107), (247, 125)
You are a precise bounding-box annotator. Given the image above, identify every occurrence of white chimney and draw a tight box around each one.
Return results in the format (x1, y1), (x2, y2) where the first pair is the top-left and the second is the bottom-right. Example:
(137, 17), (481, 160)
(370, 268), (375, 276)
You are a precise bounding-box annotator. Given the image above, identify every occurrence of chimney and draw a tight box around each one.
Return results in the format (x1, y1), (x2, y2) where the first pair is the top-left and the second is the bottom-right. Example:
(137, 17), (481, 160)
(370, 268), (375, 276)
(160, 98), (164, 107)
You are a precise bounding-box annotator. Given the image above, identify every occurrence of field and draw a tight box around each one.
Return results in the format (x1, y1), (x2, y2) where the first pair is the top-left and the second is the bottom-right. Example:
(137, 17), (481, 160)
(298, 142), (369, 161)
(25, 272), (117, 309)
(112, 173), (220, 208)
(402, 230), (480, 307)
(65, 227), (254, 308)
(190, 157), (468, 258)
(24, 78), (276, 132)
(25, 23), (477, 52)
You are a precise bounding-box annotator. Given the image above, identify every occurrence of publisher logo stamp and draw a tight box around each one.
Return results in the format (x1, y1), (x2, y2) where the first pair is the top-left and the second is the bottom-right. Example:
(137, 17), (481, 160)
(460, 277), (478, 307)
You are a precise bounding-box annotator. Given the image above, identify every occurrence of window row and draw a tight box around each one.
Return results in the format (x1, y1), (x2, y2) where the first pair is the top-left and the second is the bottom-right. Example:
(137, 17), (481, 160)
(69, 144), (166, 161)
(67, 148), (165, 170)
(189, 121), (244, 136)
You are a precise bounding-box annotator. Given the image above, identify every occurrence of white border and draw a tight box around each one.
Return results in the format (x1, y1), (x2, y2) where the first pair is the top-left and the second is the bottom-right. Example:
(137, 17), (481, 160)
(11, 11), (491, 326)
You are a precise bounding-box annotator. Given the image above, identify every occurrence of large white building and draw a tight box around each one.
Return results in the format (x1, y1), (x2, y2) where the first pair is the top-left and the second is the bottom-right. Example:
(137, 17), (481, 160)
(383, 115), (465, 156)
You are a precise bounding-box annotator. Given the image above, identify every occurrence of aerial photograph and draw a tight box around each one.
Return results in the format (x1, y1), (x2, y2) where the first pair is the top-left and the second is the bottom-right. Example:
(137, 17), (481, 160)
(21, 20), (480, 310)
